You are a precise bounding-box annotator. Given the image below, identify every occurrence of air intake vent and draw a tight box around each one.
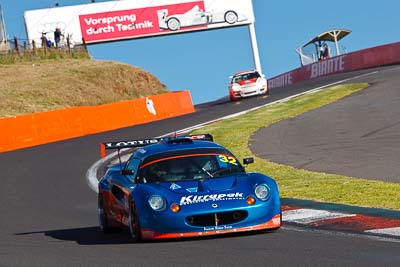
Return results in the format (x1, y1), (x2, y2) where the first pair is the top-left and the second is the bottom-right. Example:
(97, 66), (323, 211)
(186, 211), (248, 226)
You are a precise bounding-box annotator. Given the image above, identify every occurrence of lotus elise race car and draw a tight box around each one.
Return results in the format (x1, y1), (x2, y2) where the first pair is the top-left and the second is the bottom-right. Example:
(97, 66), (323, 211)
(229, 70), (269, 101)
(98, 134), (281, 241)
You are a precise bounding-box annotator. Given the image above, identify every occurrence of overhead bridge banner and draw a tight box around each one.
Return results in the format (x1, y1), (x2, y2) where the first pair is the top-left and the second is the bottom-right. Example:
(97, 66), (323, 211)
(24, 0), (254, 46)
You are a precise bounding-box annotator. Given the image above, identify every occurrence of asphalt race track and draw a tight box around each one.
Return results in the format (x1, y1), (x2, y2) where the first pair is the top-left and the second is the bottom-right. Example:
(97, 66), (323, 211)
(250, 65), (400, 183)
(1, 66), (400, 267)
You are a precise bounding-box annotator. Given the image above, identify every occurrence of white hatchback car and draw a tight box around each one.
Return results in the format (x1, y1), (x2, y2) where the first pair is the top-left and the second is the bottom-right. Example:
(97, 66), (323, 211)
(228, 70), (269, 101)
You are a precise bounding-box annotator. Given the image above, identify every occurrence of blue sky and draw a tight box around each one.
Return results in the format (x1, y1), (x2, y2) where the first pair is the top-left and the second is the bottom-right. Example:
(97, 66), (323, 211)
(2, 0), (399, 104)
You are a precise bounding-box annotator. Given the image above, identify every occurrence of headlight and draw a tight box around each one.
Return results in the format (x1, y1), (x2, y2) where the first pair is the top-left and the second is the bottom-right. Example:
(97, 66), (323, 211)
(254, 184), (270, 201)
(231, 84), (241, 92)
(148, 195), (167, 211)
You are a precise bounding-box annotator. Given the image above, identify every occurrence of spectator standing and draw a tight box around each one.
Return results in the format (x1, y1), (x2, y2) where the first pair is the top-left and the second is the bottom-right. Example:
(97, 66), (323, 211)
(321, 43), (331, 60)
(54, 28), (63, 48)
(41, 33), (51, 48)
(319, 45), (324, 60)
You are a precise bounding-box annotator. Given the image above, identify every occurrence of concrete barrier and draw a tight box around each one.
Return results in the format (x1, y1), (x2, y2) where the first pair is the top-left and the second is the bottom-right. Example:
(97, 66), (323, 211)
(268, 42), (400, 89)
(0, 90), (194, 153)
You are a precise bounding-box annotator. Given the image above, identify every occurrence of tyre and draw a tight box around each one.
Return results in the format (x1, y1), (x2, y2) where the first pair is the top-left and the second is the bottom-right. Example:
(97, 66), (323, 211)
(167, 18), (181, 31)
(230, 94), (239, 101)
(98, 194), (112, 233)
(224, 11), (238, 24)
(129, 201), (142, 242)
(262, 89), (270, 96)
(265, 85), (270, 96)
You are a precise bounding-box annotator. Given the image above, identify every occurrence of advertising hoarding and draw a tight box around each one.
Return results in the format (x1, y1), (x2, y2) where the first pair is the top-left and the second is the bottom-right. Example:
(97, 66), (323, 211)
(24, 0), (254, 47)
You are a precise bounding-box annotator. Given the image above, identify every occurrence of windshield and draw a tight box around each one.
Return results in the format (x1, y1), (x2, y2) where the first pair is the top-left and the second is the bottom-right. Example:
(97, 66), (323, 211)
(232, 71), (261, 83)
(138, 153), (244, 183)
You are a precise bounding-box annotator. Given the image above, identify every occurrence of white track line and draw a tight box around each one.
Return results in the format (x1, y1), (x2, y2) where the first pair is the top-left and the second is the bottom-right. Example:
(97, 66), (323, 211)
(85, 148), (130, 193)
(161, 71), (378, 136)
(365, 227), (400, 236)
(86, 70), (379, 193)
(283, 209), (356, 224)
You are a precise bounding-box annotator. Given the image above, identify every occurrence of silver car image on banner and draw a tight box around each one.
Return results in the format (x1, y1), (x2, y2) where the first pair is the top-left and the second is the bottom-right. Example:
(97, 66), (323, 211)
(158, 5), (247, 31)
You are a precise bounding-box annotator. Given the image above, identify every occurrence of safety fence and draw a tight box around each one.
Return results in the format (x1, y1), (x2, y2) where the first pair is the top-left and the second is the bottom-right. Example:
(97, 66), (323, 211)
(268, 42), (400, 89)
(5, 36), (87, 54)
(0, 91), (195, 153)
(3, 41), (400, 153)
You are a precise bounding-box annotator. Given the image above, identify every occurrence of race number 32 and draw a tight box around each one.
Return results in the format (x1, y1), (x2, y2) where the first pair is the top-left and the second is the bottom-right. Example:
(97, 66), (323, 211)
(218, 155), (237, 165)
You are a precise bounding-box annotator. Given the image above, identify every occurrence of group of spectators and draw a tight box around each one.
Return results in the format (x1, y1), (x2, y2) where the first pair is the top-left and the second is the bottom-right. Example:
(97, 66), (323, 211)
(41, 27), (63, 48)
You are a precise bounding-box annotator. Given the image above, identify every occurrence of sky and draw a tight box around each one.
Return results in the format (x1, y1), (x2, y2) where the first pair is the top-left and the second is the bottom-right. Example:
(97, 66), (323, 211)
(1, 0), (399, 104)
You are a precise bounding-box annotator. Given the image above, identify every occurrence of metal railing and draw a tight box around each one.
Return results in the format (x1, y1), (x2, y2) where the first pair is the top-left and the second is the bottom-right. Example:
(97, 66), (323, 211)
(6, 36), (88, 55)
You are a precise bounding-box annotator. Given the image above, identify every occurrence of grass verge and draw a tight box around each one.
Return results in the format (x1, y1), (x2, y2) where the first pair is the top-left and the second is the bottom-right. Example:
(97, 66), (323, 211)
(193, 83), (400, 210)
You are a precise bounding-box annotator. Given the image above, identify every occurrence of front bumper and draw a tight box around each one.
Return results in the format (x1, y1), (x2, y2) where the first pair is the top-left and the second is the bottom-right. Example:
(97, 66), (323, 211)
(138, 196), (281, 240)
(141, 213), (281, 239)
(230, 84), (268, 100)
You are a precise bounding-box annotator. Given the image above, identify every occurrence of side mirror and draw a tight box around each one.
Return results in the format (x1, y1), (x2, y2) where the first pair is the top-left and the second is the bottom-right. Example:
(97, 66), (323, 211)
(121, 169), (134, 175)
(243, 157), (254, 165)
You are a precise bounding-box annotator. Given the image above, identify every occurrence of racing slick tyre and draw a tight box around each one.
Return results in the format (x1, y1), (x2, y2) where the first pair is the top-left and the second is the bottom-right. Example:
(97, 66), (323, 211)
(224, 11), (238, 24)
(98, 193), (116, 233)
(230, 95), (239, 101)
(167, 18), (181, 31)
(129, 201), (142, 242)
(261, 91), (270, 97)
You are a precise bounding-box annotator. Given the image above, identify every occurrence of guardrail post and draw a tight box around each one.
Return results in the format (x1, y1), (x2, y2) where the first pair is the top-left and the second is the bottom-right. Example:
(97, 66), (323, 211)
(67, 36), (71, 54)
(32, 40), (36, 54)
(14, 36), (19, 55)
(82, 38), (88, 52)
(41, 36), (47, 54)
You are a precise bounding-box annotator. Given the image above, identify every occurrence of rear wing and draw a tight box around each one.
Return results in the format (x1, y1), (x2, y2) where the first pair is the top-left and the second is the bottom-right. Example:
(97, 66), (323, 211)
(100, 134), (213, 158)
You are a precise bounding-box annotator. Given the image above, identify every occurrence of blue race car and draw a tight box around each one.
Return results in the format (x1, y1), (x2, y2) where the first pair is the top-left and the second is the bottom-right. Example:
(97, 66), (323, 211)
(98, 134), (281, 241)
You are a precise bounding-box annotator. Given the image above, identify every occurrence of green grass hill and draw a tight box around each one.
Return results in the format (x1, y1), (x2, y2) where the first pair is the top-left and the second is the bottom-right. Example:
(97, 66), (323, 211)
(0, 57), (168, 118)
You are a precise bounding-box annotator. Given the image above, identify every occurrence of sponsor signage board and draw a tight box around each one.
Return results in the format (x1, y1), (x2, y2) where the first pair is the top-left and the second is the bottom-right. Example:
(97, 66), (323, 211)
(268, 42), (400, 89)
(24, 0), (254, 47)
(268, 55), (347, 89)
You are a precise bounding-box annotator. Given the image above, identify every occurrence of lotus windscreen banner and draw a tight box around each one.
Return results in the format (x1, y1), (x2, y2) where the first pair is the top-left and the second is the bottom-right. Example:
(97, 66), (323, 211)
(24, 0), (255, 47)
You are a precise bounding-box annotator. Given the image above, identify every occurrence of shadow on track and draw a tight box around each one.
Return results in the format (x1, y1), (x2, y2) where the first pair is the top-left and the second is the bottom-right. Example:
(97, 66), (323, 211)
(14, 227), (280, 245)
(14, 227), (133, 245)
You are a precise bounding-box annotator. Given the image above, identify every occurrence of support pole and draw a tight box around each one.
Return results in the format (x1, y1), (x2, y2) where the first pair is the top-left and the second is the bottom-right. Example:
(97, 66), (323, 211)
(329, 30), (340, 56)
(248, 23), (262, 75)
(334, 31), (340, 56)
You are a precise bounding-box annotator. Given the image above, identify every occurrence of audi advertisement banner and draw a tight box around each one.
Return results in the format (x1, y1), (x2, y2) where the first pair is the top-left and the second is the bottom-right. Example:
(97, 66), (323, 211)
(24, 0), (254, 47)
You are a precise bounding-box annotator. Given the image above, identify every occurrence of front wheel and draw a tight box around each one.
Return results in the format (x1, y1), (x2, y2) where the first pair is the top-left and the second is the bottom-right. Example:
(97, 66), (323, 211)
(230, 94), (239, 101)
(98, 194), (113, 233)
(129, 201), (142, 242)
(225, 11), (238, 24)
(167, 18), (181, 31)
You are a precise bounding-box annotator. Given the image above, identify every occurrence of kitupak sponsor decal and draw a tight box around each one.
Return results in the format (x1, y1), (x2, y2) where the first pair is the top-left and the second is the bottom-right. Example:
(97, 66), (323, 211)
(180, 192), (244, 205)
